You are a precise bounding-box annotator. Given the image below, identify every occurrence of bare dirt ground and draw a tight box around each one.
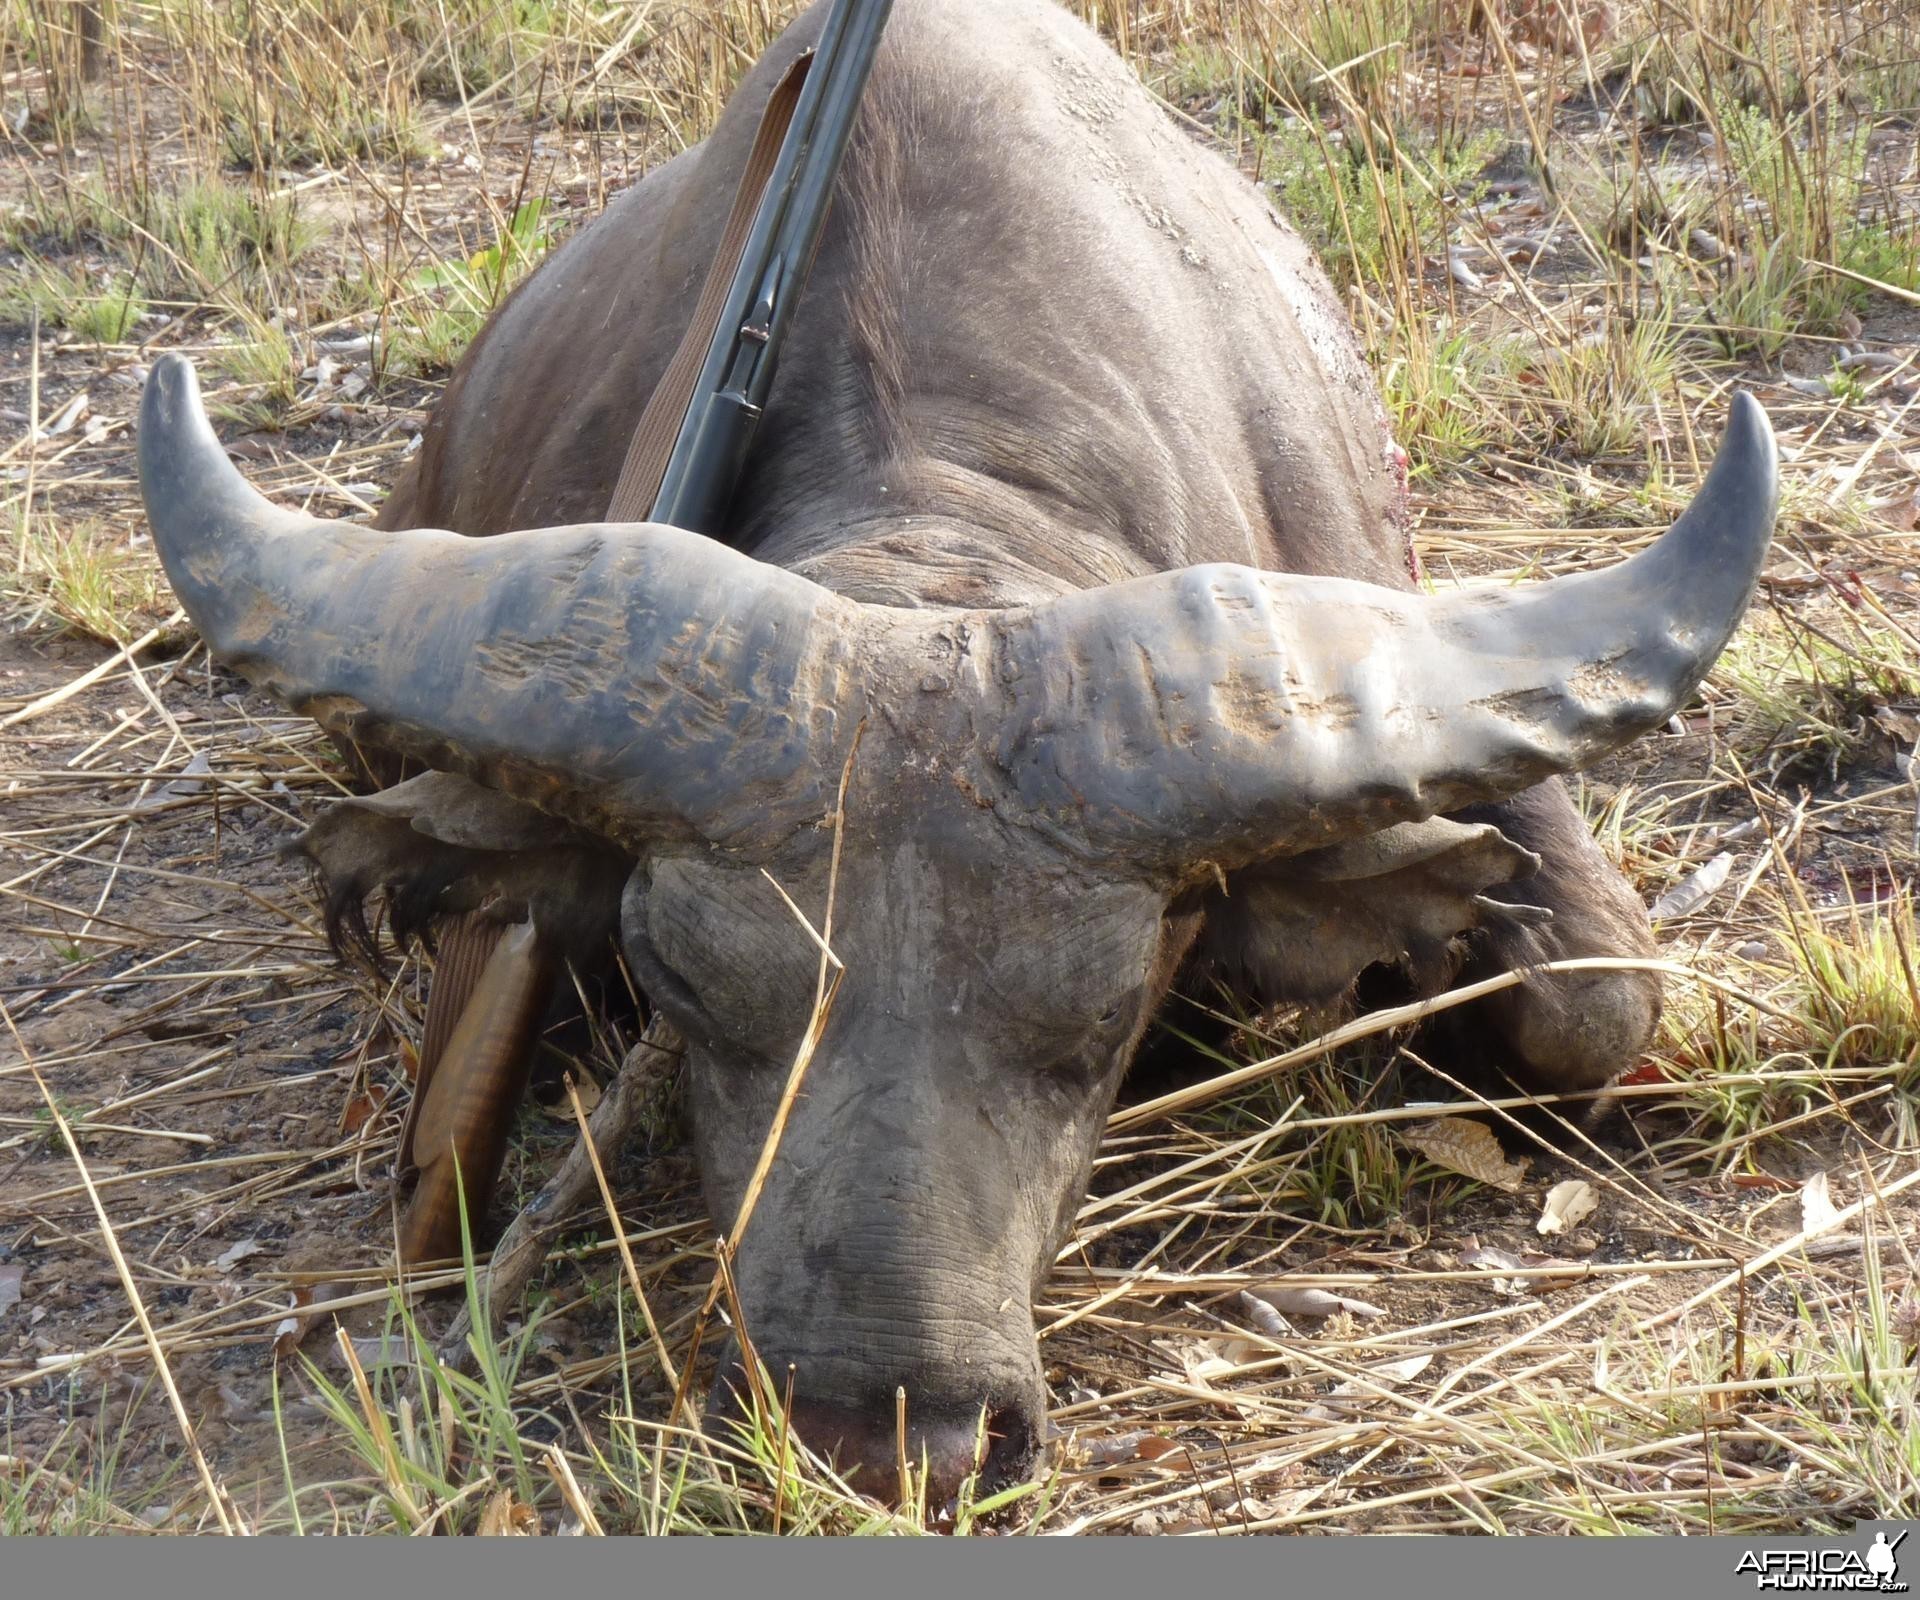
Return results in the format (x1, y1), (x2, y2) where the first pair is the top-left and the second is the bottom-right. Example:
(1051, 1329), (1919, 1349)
(2, 0), (1918, 1537)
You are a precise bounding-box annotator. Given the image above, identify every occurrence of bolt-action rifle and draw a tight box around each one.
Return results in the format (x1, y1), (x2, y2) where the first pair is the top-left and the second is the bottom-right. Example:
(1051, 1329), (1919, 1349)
(618, 0), (895, 533)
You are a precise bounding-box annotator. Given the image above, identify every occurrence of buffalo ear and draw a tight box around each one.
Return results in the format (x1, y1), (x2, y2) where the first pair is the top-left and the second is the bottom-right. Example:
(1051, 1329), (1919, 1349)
(290, 772), (629, 966)
(1196, 818), (1549, 1009)
(327, 771), (588, 853)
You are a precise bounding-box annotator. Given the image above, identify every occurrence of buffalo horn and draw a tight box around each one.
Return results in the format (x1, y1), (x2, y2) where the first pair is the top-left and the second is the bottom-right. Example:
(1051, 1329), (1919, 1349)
(983, 393), (1778, 872)
(142, 354), (1776, 875)
(137, 354), (864, 853)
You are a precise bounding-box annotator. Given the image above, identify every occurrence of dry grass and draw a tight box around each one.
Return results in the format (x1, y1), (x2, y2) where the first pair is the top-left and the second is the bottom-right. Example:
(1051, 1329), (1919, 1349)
(1, 0), (1918, 1537)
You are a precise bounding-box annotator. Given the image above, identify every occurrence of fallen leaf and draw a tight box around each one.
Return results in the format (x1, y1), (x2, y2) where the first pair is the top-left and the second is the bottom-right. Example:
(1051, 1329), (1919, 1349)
(1729, 1171), (1797, 1192)
(1872, 704), (1920, 744)
(0, 1264), (22, 1321)
(1371, 1353), (1434, 1383)
(137, 751), (213, 807)
(348, 1334), (417, 1375)
(1184, 1354), (1239, 1383)
(1154, 1334), (1258, 1384)
(544, 1073), (601, 1120)
(1079, 1431), (1184, 1470)
(1800, 1170), (1841, 1233)
(342, 1085), (388, 1135)
(1213, 1487), (1313, 1524)
(1402, 1117), (1528, 1191)
(1892, 1294), (1920, 1348)
(1246, 1283), (1387, 1321)
(1798, 1171), (1862, 1257)
(270, 1292), (314, 1357)
(1459, 1241), (1534, 1296)
(1649, 851), (1733, 921)
(164, 751), (213, 796)
(214, 1239), (265, 1271)
(270, 1283), (345, 1359)
(1303, 1353), (1434, 1419)
(1867, 486), (1919, 533)
(1617, 1060), (1671, 1088)
(1237, 1290), (1287, 1338)
(1536, 1179), (1597, 1237)
(38, 391), (89, 438)
(1081, 1431), (1148, 1468)
(477, 1489), (540, 1536)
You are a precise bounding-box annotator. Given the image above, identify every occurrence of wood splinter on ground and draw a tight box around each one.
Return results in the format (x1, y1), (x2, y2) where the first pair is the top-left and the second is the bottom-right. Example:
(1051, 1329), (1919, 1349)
(432, 1015), (686, 1368)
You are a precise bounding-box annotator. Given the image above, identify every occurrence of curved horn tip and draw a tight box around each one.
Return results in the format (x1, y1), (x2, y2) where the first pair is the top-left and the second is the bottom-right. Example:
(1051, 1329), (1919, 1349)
(1651, 389), (1778, 583)
(1706, 388), (1781, 547)
(139, 349), (278, 545)
(1722, 388), (1778, 474)
(138, 351), (218, 490)
(141, 350), (202, 432)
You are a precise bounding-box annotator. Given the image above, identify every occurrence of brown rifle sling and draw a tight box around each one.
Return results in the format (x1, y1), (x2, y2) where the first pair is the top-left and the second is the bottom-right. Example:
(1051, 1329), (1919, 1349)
(385, 58), (815, 1255)
(604, 53), (813, 523)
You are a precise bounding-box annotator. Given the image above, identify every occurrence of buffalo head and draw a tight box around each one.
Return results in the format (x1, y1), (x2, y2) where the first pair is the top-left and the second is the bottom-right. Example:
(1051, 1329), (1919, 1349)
(138, 348), (1774, 1501)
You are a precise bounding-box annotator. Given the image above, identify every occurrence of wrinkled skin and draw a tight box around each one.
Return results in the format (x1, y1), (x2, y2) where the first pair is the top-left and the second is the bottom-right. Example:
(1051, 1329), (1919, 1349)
(631, 823), (1196, 1487)
(219, 0), (1685, 1500)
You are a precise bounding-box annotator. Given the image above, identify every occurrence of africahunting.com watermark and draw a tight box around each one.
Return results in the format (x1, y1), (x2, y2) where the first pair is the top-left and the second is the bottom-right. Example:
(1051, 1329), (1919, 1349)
(1737, 1532), (1909, 1591)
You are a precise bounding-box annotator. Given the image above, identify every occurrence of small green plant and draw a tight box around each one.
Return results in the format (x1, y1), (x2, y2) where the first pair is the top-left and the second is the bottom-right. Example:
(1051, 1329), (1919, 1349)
(389, 200), (556, 374)
(1782, 890), (1920, 1085)
(1257, 118), (1501, 293)
(408, 0), (571, 98)
(1706, 236), (1806, 360)
(1706, 95), (1888, 338)
(1309, 0), (1414, 102)
(1710, 610), (1914, 781)
(1836, 215), (1920, 297)
(1776, 1240), (1920, 1519)
(0, 260), (93, 332)
(1521, 312), (1682, 459)
(146, 178), (315, 298)
(0, 176), (132, 256)
(209, 9), (430, 171)
(1380, 320), (1518, 474)
(3, 517), (165, 645)
(67, 275), (146, 344)
(1, 1412), (152, 1536)
(211, 316), (303, 428)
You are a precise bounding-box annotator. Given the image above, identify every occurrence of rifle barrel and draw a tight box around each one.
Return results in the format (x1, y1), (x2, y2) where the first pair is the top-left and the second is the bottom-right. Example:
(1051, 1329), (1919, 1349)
(649, 0), (896, 532)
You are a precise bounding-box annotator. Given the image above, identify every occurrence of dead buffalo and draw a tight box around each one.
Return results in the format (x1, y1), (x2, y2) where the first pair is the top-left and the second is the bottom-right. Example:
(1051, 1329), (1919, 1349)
(137, 0), (1777, 1505)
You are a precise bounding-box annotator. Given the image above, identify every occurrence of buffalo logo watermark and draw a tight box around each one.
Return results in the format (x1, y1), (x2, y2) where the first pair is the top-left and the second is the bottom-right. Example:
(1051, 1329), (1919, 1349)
(1737, 1532), (1909, 1592)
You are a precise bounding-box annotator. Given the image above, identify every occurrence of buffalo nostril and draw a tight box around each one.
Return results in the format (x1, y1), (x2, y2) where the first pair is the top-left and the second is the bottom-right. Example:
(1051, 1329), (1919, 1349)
(790, 1399), (1013, 1509)
(705, 1366), (1041, 1512)
(972, 1401), (1038, 1492)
